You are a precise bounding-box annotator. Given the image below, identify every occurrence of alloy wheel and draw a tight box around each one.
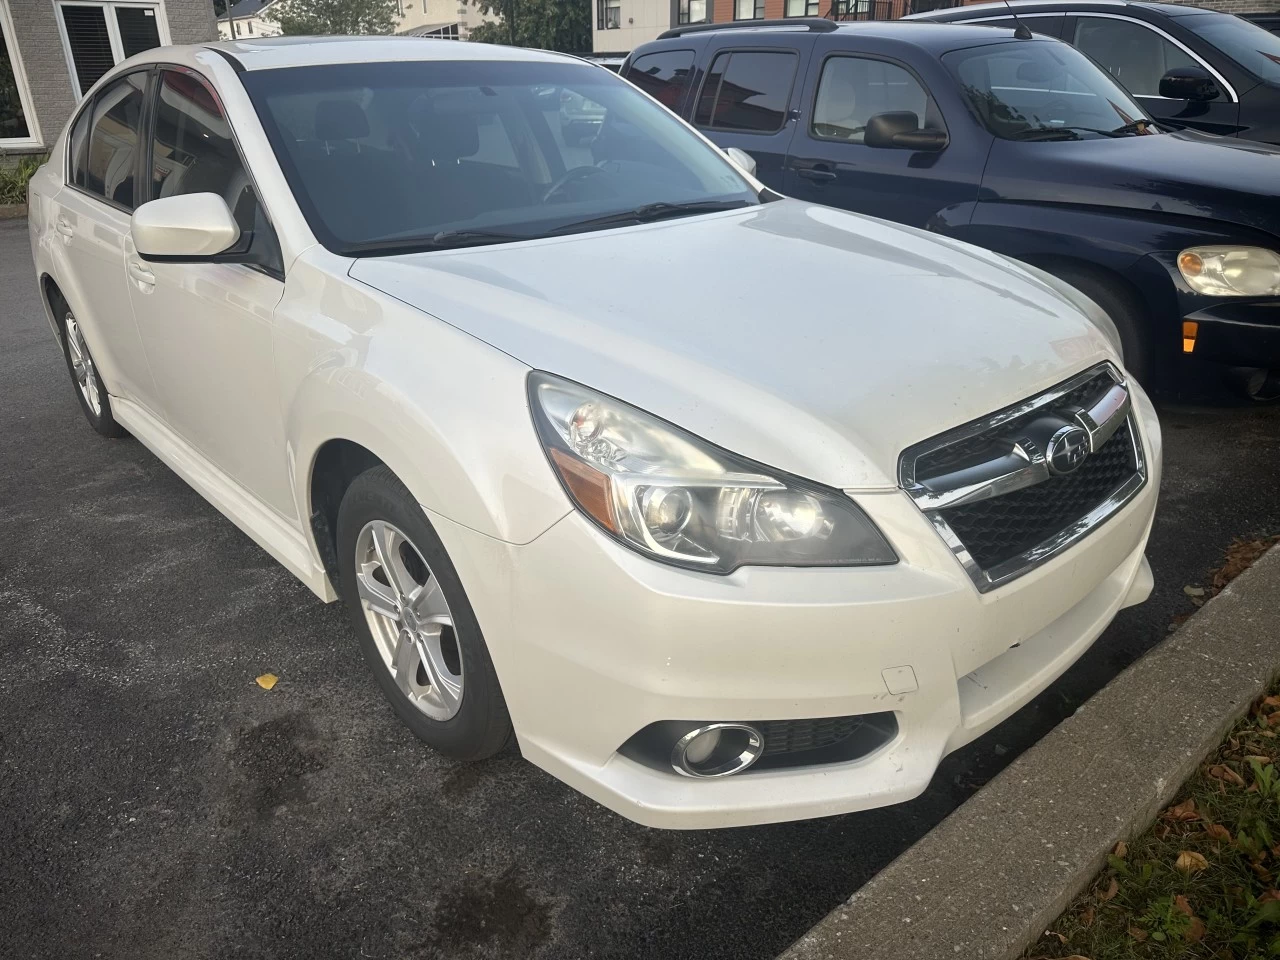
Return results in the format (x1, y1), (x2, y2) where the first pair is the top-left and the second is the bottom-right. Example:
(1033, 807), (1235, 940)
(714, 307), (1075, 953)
(65, 314), (102, 418)
(354, 519), (464, 721)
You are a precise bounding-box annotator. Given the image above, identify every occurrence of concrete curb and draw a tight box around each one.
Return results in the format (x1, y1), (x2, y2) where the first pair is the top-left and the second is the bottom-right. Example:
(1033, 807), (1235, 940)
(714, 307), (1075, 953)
(0, 205), (28, 220)
(782, 545), (1280, 960)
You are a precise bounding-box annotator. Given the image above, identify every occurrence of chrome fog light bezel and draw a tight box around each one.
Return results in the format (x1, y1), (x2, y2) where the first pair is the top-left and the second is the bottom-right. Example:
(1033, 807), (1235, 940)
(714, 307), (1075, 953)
(670, 722), (763, 778)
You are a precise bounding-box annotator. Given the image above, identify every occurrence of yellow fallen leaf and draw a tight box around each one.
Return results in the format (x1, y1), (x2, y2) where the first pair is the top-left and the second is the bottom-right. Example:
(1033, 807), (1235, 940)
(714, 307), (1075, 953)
(256, 673), (279, 690)
(1176, 850), (1209, 874)
(1163, 798), (1199, 822)
(1113, 840), (1128, 858)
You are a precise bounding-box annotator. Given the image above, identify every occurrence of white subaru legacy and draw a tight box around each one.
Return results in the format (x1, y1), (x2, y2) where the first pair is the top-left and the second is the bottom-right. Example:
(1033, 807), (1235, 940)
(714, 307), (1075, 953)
(27, 37), (1160, 829)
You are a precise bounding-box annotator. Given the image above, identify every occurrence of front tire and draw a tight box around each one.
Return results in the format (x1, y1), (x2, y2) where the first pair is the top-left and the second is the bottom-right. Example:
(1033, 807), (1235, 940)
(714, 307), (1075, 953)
(336, 465), (513, 761)
(1049, 266), (1152, 387)
(60, 310), (123, 438)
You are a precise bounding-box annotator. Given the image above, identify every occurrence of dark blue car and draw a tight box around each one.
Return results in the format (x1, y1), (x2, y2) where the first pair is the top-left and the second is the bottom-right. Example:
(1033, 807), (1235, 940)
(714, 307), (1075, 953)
(622, 19), (1280, 397)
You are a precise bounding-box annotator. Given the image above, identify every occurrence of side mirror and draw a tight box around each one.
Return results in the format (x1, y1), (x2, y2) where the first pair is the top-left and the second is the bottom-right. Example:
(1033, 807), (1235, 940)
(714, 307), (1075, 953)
(725, 146), (758, 178)
(132, 193), (240, 262)
(864, 111), (949, 152)
(1159, 65), (1219, 102)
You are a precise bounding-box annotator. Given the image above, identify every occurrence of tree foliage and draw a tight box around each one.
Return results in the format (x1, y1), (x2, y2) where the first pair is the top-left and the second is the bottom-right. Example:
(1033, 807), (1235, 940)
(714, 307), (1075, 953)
(267, 0), (399, 36)
(467, 0), (590, 53)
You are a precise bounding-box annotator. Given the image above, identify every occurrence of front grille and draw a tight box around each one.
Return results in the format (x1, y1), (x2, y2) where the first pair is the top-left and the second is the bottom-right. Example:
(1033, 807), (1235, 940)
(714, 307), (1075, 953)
(757, 716), (864, 756)
(942, 421), (1137, 570)
(900, 364), (1146, 591)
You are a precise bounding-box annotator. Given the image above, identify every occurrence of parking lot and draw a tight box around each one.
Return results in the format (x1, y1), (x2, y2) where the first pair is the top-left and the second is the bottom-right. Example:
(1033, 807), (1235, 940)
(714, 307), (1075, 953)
(2, 213), (1278, 960)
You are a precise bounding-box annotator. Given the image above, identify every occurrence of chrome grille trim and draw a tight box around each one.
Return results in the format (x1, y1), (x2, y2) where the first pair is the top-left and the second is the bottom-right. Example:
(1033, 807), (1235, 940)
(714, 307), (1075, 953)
(900, 363), (1147, 593)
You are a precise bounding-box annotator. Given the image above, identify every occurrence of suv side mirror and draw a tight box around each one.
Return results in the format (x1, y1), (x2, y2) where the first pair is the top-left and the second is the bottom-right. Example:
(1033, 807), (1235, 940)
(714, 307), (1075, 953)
(1159, 65), (1219, 101)
(864, 111), (949, 152)
(725, 146), (758, 178)
(132, 193), (241, 262)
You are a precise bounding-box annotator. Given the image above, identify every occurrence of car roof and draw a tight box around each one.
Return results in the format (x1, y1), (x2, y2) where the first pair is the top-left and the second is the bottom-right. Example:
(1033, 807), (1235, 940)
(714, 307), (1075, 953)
(199, 36), (579, 71)
(906, 0), (1220, 18)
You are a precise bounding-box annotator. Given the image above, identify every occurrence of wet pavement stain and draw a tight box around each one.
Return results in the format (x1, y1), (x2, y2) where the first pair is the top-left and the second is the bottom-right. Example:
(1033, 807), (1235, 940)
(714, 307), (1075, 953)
(432, 867), (551, 953)
(230, 713), (327, 817)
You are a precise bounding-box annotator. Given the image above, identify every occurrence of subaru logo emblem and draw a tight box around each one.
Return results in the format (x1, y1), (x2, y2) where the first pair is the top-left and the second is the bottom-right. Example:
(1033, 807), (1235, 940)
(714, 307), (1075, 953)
(1046, 425), (1090, 475)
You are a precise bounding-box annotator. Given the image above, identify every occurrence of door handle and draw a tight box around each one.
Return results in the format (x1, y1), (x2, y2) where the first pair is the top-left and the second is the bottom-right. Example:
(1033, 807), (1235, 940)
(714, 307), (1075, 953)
(795, 165), (836, 184)
(128, 260), (155, 286)
(55, 216), (74, 238)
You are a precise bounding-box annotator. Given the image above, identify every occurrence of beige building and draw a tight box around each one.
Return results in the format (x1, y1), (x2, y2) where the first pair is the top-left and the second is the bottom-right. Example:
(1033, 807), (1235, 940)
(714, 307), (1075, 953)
(216, 0), (282, 39)
(395, 0), (496, 39)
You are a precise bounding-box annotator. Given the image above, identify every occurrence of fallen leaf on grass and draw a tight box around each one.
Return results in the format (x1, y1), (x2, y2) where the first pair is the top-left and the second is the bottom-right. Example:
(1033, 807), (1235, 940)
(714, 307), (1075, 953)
(1205, 823), (1233, 843)
(1187, 916), (1206, 942)
(1097, 877), (1119, 901)
(1174, 894), (1194, 917)
(1176, 850), (1209, 874)
(1113, 840), (1128, 858)
(1046, 930), (1067, 944)
(1079, 905), (1096, 927)
(1259, 890), (1280, 903)
(1163, 798), (1199, 822)
(1263, 696), (1280, 710)
(1209, 764), (1247, 787)
(1245, 755), (1274, 766)
(1129, 925), (1149, 942)
(1251, 862), (1273, 882)
(255, 673), (279, 690)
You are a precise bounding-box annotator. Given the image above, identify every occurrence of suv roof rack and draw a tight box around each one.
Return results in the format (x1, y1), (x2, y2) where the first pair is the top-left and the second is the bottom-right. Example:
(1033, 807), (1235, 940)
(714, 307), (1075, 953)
(657, 17), (838, 39)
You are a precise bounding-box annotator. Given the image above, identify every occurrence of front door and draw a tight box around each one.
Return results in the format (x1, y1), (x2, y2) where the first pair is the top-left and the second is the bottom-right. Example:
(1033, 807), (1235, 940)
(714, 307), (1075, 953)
(783, 48), (983, 228)
(1068, 14), (1241, 136)
(125, 67), (295, 520)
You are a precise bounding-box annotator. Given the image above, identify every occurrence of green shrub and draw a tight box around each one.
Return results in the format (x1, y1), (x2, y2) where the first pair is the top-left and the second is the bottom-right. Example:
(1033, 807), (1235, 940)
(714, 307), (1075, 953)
(0, 154), (46, 206)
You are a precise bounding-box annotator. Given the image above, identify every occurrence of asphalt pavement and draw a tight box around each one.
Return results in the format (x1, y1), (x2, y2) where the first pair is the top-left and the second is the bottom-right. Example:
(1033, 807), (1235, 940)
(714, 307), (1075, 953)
(2, 215), (1278, 960)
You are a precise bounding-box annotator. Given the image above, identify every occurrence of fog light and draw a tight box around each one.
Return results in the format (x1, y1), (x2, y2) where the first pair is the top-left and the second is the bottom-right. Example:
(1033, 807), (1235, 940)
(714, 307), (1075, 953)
(671, 723), (763, 778)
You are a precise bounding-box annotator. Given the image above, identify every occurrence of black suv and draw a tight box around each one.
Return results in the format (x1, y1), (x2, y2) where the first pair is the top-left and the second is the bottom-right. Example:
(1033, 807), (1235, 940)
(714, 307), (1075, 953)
(910, 0), (1280, 145)
(621, 19), (1280, 395)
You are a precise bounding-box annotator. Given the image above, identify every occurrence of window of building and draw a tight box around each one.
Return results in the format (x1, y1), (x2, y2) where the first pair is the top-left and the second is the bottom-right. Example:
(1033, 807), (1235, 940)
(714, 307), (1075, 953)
(735, 0), (763, 20)
(1073, 16), (1199, 98)
(82, 70), (145, 208)
(677, 0), (706, 23)
(625, 49), (695, 109)
(234, 20), (241, 34)
(597, 0), (621, 29)
(694, 50), (798, 133)
(57, 2), (166, 97)
(811, 56), (931, 142)
(0, 0), (39, 144)
(784, 0), (820, 16)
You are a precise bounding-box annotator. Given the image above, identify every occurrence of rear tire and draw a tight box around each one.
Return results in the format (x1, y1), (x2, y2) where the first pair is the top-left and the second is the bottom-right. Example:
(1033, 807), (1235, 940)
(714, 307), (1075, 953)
(59, 308), (124, 438)
(335, 465), (513, 761)
(1047, 266), (1152, 387)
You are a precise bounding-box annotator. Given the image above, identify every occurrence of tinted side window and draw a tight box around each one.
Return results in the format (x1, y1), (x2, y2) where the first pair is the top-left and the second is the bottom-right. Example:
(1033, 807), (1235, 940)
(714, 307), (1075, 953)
(694, 50), (798, 133)
(84, 72), (146, 209)
(812, 57), (930, 142)
(967, 14), (1062, 37)
(151, 68), (283, 274)
(1073, 17), (1199, 97)
(626, 50), (696, 110)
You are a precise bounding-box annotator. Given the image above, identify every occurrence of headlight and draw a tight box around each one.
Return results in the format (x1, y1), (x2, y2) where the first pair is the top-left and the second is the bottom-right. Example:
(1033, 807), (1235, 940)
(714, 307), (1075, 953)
(1177, 246), (1280, 297)
(528, 373), (897, 574)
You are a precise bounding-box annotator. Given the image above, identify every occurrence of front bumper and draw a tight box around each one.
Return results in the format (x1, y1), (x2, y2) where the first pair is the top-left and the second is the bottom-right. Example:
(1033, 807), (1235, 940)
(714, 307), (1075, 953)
(432, 389), (1162, 829)
(1184, 300), (1280, 369)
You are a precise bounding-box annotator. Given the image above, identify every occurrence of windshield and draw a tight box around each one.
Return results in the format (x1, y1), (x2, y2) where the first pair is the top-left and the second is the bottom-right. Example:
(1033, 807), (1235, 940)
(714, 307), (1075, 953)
(241, 60), (759, 255)
(1182, 13), (1280, 83)
(942, 41), (1156, 141)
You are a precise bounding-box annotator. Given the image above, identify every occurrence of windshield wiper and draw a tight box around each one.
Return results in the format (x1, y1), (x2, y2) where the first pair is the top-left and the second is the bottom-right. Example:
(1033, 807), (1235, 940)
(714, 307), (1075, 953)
(546, 199), (753, 235)
(345, 229), (538, 255)
(1110, 119), (1157, 136)
(1010, 127), (1084, 141)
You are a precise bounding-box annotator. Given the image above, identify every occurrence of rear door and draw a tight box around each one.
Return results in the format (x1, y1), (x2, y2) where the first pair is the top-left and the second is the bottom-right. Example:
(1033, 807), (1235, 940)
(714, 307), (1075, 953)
(53, 68), (158, 405)
(1066, 13), (1240, 135)
(688, 40), (811, 188)
(782, 39), (984, 228)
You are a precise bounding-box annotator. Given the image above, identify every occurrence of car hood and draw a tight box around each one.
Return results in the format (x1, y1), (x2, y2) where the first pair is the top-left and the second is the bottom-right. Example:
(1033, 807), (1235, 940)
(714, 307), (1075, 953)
(985, 131), (1280, 240)
(349, 200), (1117, 489)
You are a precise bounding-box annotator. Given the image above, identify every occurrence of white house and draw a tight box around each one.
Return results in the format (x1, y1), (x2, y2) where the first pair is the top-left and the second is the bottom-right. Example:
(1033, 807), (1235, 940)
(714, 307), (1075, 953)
(216, 0), (282, 39)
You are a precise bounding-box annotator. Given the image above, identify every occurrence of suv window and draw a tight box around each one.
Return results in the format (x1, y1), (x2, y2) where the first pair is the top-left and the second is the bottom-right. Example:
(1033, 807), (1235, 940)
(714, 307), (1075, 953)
(694, 50), (798, 133)
(1073, 16), (1200, 97)
(812, 56), (930, 142)
(151, 68), (283, 274)
(626, 50), (696, 109)
(83, 71), (147, 209)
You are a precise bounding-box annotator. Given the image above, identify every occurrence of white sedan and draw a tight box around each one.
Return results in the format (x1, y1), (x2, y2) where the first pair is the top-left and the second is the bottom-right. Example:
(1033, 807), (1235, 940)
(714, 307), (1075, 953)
(26, 37), (1160, 829)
